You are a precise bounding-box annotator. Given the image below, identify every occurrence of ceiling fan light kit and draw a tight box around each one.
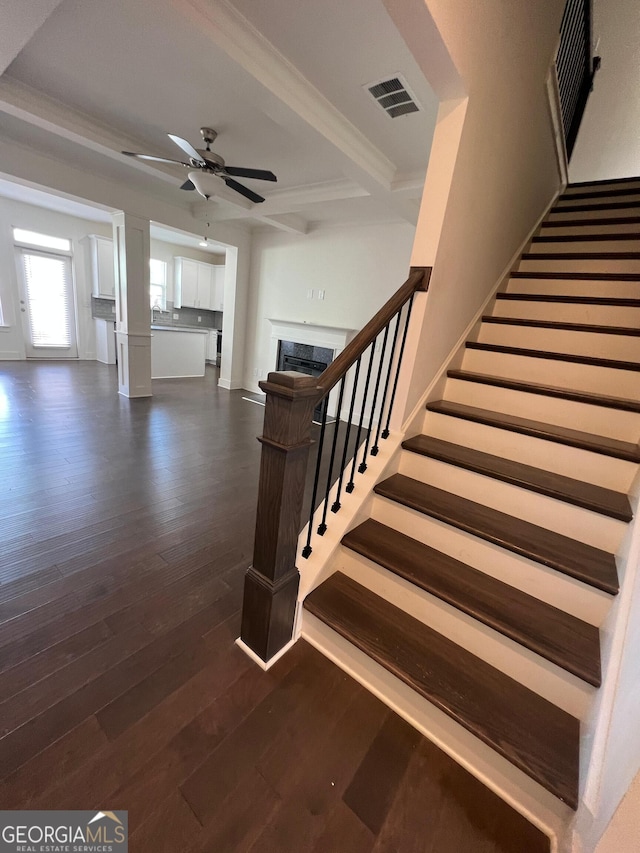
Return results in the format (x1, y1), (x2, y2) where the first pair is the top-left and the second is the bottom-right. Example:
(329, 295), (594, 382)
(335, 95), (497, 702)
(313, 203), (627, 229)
(122, 128), (277, 203)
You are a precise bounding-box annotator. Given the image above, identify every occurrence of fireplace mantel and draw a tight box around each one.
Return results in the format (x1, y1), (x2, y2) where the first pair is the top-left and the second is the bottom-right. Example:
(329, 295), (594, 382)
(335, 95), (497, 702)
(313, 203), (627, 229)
(267, 319), (357, 372)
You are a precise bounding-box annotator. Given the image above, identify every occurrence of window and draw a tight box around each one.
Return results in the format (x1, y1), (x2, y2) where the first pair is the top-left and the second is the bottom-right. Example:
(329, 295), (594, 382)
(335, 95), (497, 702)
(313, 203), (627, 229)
(150, 259), (167, 310)
(13, 228), (72, 253)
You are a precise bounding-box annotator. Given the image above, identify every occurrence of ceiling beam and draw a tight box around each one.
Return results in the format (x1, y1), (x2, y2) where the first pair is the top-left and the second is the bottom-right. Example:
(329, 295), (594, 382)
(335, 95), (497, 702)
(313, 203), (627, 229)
(256, 212), (308, 234)
(0, 77), (185, 187)
(175, 0), (396, 191)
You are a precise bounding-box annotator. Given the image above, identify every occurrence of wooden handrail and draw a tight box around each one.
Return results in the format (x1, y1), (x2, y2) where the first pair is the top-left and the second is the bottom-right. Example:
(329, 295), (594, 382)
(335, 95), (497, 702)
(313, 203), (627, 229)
(240, 264), (431, 664)
(317, 266), (430, 395)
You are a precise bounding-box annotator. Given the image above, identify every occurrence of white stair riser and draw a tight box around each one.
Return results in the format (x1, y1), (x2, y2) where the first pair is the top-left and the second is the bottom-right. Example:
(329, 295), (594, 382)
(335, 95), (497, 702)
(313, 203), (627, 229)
(539, 223), (640, 237)
(477, 323), (640, 362)
(530, 240), (640, 254)
(461, 348), (640, 399)
(507, 278), (640, 298)
(336, 549), (593, 717)
(443, 376), (640, 443)
(547, 207), (640, 222)
(302, 612), (573, 844)
(370, 494), (611, 625)
(492, 299), (640, 326)
(563, 181), (640, 195)
(397, 450), (625, 553)
(518, 258), (640, 274)
(422, 409), (638, 493)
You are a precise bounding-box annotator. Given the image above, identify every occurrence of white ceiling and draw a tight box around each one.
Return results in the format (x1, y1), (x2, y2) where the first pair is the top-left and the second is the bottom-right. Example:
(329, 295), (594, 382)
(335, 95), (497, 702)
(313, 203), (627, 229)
(0, 0), (439, 232)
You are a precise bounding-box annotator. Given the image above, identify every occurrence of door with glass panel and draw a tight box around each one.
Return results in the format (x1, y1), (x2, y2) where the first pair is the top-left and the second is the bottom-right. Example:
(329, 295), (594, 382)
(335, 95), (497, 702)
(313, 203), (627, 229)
(17, 246), (78, 359)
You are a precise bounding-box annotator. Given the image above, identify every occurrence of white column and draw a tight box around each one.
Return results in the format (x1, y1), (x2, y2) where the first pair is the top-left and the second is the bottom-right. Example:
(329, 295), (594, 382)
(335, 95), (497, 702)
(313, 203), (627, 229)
(112, 212), (152, 398)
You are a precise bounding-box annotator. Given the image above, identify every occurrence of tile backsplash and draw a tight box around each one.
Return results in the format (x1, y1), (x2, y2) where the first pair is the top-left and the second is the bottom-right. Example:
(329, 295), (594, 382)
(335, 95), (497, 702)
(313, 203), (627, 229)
(91, 297), (222, 330)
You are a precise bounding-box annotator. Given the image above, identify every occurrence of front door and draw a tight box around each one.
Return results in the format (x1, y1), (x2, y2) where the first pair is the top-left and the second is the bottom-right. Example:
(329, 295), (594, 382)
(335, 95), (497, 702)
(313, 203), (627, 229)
(17, 248), (78, 359)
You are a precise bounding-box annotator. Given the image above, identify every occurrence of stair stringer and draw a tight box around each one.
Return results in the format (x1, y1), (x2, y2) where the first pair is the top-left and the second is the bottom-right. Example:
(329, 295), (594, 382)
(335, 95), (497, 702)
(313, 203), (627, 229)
(570, 469), (640, 853)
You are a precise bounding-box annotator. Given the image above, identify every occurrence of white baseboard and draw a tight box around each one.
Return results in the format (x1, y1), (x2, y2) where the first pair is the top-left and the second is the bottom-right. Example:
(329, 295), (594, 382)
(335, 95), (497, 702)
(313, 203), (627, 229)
(235, 635), (298, 670)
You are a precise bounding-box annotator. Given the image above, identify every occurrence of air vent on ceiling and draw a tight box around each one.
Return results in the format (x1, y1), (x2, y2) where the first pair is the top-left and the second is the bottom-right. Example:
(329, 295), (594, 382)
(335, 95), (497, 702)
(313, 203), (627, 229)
(365, 74), (420, 118)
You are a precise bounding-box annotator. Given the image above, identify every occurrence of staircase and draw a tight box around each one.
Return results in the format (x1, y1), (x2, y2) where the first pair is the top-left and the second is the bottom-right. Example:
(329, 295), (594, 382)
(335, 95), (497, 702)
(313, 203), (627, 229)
(302, 177), (640, 826)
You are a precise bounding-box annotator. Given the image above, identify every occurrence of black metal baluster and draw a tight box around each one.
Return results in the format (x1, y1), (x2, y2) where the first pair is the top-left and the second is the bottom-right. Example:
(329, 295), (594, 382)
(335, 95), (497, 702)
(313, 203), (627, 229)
(382, 294), (414, 439)
(358, 324), (389, 473)
(317, 376), (346, 536)
(332, 357), (362, 513)
(371, 312), (401, 455)
(346, 342), (375, 493)
(301, 392), (328, 558)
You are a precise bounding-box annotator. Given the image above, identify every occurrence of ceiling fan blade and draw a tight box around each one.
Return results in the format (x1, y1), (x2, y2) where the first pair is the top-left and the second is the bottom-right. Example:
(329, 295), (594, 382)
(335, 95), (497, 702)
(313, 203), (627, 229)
(168, 134), (206, 164)
(179, 179), (196, 191)
(223, 166), (277, 182)
(122, 151), (189, 166)
(224, 178), (265, 204)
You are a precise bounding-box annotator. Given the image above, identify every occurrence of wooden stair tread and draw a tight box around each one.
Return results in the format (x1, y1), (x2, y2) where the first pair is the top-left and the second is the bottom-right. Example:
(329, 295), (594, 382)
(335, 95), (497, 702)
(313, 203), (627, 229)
(552, 200), (640, 213)
(427, 399), (640, 463)
(304, 571), (581, 807)
(447, 368), (640, 415)
(343, 519), (602, 685)
(559, 188), (640, 201)
(374, 473), (619, 594)
(465, 341), (640, 372)
(531, 233), (640, 242)
(510, 270), (640, 281)
(521, 251), (640, 260)
(481, 315), (640, 337)
(541, 216), (640, 229)
(402, 434), (632, 522)
(497, 293), (640, 306)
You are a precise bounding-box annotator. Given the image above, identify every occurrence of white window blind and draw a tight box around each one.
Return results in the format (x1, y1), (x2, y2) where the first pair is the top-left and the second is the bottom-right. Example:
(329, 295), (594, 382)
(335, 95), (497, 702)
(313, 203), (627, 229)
(21, 250), (74, 348)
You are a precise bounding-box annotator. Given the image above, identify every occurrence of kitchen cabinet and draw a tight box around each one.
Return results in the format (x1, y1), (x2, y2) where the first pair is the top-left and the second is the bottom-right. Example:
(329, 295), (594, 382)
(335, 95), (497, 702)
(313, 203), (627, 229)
(151, 326), (207, 378)
(212, 265), (224, 311)
(206, 330), (218, 363)
(95, 319), (116, 364)
(89, 235), (115, 299)
(175, 257), (223, 310)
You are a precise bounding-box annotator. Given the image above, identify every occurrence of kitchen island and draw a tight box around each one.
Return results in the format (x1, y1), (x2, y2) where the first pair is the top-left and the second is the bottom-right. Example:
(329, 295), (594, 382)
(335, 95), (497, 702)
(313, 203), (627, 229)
(151, 325), (208, 379)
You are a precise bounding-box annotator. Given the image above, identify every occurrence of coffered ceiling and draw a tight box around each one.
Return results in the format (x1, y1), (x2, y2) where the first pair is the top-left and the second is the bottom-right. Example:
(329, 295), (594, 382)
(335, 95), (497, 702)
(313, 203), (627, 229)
(0, 0), (439, 233)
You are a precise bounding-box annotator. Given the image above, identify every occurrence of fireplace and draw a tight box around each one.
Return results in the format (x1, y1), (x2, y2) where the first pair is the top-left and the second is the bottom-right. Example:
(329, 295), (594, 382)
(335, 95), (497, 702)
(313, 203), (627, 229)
(268, 319), (357, 422)
(277, 341), (333, 422)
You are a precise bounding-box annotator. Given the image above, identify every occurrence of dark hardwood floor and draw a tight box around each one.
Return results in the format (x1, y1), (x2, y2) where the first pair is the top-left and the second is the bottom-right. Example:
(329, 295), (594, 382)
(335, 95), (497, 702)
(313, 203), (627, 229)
(0, 361), (549, 852)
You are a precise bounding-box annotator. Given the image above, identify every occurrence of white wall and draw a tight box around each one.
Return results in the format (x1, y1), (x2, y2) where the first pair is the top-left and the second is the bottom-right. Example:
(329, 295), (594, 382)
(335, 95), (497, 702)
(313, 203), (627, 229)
(0, 193), (225, 360)
(569, 0), (640, 182)
(386, 0), (564, 418)
(242, 220), (415, 392)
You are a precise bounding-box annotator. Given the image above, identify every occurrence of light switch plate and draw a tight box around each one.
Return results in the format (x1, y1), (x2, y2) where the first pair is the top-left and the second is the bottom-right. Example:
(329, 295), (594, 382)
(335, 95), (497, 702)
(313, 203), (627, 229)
(173, 313), (179, 319)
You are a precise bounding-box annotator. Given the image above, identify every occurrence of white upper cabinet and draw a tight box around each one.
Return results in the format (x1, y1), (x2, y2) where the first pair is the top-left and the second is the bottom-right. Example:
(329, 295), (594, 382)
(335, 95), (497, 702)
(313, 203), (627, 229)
(176, 258), (199, 308)
(212, 266), (225, 312)
(196, 263), (213, 310)
(174, 257), (224, 310)
(89, 235), (115, 299)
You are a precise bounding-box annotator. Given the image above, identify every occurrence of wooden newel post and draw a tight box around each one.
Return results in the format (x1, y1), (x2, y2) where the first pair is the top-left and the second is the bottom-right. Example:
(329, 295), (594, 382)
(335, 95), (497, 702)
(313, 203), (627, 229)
(240, 371), (320, 663)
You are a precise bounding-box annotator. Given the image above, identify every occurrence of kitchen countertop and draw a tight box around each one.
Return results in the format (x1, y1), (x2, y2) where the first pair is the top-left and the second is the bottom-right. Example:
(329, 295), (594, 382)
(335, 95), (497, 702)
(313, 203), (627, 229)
(151, 325), (209, 334)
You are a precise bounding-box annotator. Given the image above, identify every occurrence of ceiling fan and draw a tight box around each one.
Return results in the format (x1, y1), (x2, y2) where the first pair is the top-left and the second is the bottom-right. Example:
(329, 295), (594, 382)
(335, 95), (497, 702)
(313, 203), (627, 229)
(122, 127), (277, 203)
